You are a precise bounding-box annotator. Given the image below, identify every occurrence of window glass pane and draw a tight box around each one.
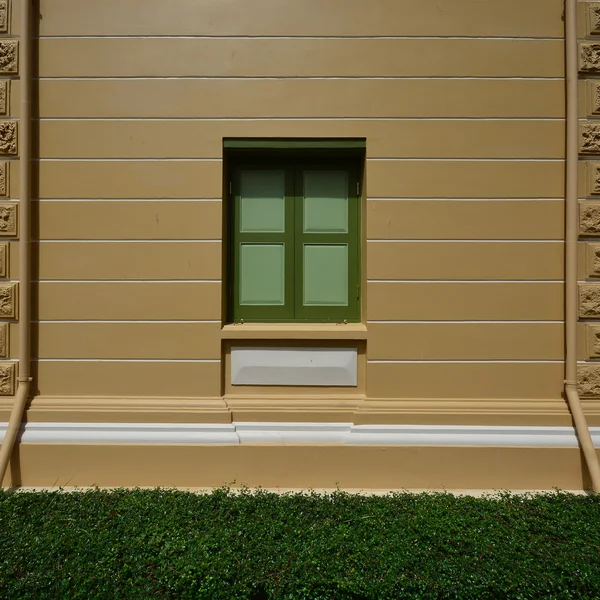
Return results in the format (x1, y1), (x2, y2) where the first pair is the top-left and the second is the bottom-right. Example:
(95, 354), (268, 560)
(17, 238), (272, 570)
(240, 170), (286, 233)
(303, 171), (348, 233)
(240, 244), (285, 305)
(303, 244), (348, 306)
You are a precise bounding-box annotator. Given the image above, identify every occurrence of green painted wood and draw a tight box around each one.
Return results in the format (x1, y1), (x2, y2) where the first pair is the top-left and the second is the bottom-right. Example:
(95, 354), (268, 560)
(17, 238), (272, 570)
(229, 158), (361, 323)
(303, 244), (349, 306)
(303, 170), (349, 234)
(240, 170), (286, 233)
(224, 138), (366, 150)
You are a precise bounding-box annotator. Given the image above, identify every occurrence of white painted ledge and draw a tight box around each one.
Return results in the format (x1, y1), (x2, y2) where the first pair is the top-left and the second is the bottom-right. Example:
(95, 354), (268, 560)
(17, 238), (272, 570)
(0, 422), (599, 447)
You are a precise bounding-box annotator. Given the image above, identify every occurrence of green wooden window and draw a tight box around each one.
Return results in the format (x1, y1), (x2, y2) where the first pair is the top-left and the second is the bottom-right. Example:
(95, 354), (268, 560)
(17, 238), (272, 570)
(230, 162), (360, 322)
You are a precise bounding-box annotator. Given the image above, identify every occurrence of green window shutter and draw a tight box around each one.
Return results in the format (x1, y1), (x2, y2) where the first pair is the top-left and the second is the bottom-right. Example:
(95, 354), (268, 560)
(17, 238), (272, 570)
(231, 167), (295, 321)
(294, 167), (360, 322)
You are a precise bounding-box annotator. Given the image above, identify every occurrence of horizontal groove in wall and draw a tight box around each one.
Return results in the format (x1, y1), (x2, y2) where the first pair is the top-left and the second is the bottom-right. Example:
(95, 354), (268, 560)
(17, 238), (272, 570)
(367, 360), (564, 364)
(35, 76), (566, 81)
(33, 320), (222, 324)
(34, 280), (222, 284)
(366, 280), (563, 283)
(367, 240), (564, 243)
(32, 198), (223, 203)
(367, 320), (564, 324)
(34, 158), (564, 162)
(33, 239), (222, 244)
(37, 117), (566, 121)
(34, 359), (221, 363)
(368, 198), (563, 201)
(36, 36), (564, 41)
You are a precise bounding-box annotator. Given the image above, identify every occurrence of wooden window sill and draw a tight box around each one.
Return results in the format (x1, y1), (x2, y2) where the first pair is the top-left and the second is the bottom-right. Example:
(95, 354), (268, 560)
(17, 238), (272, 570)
(221, 323), (367, 341)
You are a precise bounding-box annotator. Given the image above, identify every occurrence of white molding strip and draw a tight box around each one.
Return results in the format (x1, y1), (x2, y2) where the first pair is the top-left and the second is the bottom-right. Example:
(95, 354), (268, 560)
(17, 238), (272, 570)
(0, 423), (598, 447)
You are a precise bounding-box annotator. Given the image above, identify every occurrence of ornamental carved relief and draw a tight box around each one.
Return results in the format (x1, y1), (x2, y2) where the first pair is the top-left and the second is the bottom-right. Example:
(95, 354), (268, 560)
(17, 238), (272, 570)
(588, 3), (600, 36)
(0, 1), (8, 34)
(581, 43), (600, 73)
(0, 162), (7, 197)
(0, 322), (7, 358)
(0, 241), (7, 277)
(0, 121), (16, 155)
(0, 282), (15, 318)
(579, 284), (600, 318)
(587, 325), (600, 358)
(586, 243), (600, 278)
(579, 202), (600, 235)
(0, 203), (16, 236)
(585, 162), (600, 196)
(0, 81), (8, 116)
(0, 361), (14, 395)
(0, 40), (17, 75)
(578, 365), (600, 398)
(581, 123), (600, 154)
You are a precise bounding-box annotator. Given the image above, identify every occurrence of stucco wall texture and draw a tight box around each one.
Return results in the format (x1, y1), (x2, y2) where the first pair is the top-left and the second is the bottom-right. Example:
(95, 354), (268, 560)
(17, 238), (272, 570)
(1, 0), (600, 489)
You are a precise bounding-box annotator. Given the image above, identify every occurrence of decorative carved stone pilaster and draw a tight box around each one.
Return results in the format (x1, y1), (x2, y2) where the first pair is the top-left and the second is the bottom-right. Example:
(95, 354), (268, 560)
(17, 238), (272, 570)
(0, 40), (17, 75)
(0, 162), (7, 197)
(586, 3), (600, 36)
(579, 284), (600, 318)
(578, 364), (600, 397)
(0, 361), (14, 395)
(585, 243), (600, 278)
(0, 120), (16, 155)
(0, 202), (16, 235)
(0, 241), (7, 278)
(581, 123), (600, 154)
(579, 202), (600, 235)
(0, 81), (8, 116)
(0, 1), (8, 34)
(580, 43), (600, 73)
(0, 322), (7, 358)
(0, 281), (15, 318)
(584, 162), (600, 196)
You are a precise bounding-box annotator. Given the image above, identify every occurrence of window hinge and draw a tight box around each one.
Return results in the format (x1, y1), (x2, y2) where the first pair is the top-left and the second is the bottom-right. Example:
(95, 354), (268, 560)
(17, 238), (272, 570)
(229, 181), (232, 194)
(356, 181), (360, 196)
(356, 284), (360, 300)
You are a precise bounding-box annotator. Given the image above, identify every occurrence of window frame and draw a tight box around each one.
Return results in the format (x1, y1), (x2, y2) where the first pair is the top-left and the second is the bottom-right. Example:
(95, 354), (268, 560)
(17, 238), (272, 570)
(227, 153), (362, 324)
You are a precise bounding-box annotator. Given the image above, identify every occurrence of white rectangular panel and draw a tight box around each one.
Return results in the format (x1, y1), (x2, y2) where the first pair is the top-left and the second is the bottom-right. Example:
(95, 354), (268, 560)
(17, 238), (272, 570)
(231, 346), (358, 386)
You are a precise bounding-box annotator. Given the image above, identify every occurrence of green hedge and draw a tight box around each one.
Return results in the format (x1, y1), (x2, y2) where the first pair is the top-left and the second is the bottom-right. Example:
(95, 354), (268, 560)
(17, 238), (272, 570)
(1, 489), (599, 599)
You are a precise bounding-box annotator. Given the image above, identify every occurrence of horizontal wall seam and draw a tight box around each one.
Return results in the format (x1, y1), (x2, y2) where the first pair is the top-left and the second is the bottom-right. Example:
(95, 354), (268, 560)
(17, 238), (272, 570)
(366, 320), (564, 324)
(35, 239), (223, 243)
(0, 423), (595, 448)
(370, 280), (562, 284)
(32, 320), (222, 324)
(34, 158), (565, 163)
(368, 198), (564, 202)
(35, 117), (566, 122)
(368, 359), (565, 364)
(33, 198), (222, 202)
(35, 76), (566, 81)
(367, 239), (564, 243)
(33, 359), (221, 363)
(34, 36), (564, 41)
(33, 280), (222, 284)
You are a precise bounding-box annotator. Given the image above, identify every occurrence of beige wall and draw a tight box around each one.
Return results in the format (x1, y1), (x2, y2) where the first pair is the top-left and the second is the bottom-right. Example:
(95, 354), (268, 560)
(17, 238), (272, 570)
(0, 0), (581, 429)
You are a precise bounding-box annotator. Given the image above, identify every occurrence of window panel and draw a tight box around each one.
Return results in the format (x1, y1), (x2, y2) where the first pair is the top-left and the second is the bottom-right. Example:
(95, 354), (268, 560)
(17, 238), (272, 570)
(240, 170), (286, 233)
(303, 171), (349, 233)
(239, 243), (285, 306)
(303, 244), (349, 307)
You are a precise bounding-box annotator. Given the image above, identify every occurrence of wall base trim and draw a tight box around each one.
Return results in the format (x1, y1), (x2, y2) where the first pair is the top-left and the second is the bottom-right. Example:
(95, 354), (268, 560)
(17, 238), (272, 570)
(1, 421), (599, 447)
